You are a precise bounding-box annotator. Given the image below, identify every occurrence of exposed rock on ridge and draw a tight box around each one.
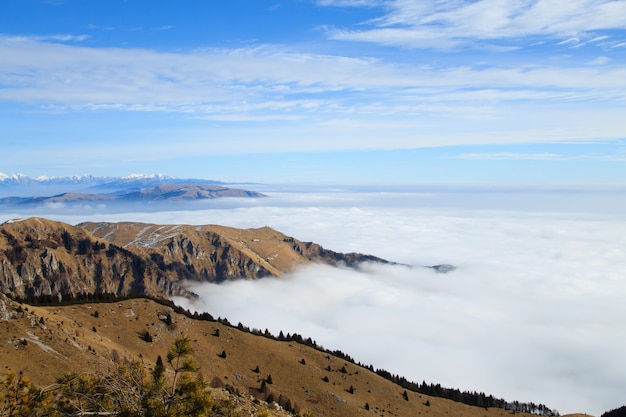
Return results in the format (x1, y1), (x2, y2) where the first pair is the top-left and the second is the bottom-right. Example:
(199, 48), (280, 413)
(0, 217), (389, 301)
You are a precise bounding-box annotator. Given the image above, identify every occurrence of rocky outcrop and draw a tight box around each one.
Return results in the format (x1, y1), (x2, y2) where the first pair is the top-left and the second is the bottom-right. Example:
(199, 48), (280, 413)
(0, 218), (389, 301)
(0, 218), (193, 300)
(427, 264), (456, 273)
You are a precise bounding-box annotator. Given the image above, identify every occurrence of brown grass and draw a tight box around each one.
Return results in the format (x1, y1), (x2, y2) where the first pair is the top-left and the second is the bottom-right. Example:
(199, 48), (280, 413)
(0, 294), (555, 417)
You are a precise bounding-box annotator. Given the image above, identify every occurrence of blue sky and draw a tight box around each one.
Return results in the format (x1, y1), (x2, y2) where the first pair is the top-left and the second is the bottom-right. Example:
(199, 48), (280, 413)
(1, 0), (626, 184)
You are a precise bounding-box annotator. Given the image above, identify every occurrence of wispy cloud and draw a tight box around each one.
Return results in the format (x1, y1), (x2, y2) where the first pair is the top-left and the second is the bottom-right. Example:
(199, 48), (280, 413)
(451, 152), (626, 162)
(323, 0), (626, 49)
(2, 24), (626, 158)
(0, 34), (90, 43)
(557, 37), (580, 46)
(452, 152), (568, 161)
(2, 36), (625, 109)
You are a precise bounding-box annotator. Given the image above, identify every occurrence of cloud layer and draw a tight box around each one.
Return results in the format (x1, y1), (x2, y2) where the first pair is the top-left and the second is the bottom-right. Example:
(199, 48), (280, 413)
(2, 187), (625, 414)
(2, 33), (626, 157)
(180, 212), (625, 415)
(3, 1), (626, 180)
(88, 188), (625, 417)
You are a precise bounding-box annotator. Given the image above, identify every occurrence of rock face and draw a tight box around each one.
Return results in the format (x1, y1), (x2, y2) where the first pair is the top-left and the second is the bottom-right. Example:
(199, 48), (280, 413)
(427, 264), (456, 273)
(0, 218), (389, 300)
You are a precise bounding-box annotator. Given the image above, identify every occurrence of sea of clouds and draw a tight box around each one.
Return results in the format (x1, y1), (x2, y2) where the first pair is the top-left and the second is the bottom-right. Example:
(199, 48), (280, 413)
(2, 185), (625, 415)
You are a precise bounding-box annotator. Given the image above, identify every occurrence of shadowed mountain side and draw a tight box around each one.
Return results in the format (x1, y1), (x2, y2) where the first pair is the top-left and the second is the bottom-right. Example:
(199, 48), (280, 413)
(0, 217), (390, 301)
(0, 294), (553, 417)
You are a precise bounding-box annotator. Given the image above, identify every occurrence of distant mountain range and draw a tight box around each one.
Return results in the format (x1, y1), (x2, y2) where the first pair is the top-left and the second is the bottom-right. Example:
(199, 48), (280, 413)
(0, 172), (111, 187)
(0, 173), (263, 205)
(0, 184), (265, 207)
(0, 172), (221, 188)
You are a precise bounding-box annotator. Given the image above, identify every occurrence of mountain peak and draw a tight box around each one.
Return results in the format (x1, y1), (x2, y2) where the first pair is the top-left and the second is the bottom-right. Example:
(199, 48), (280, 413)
(120, 173), (174, 180)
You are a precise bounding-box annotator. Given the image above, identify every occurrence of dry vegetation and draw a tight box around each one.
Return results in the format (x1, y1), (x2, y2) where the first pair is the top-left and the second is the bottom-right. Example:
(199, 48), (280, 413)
(1, 294), (544, 417)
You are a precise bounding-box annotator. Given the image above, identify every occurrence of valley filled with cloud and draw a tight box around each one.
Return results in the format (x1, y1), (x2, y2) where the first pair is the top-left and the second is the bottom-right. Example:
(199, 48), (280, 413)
(4, 186), (624, 415)
(3, 2), (626, 415)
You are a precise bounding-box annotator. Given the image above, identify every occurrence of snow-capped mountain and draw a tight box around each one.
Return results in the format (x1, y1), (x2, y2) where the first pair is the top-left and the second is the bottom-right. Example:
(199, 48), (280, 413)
(0, 172), (218, 187)
(0, 172), (115, 187)
(0, 173), (225, 198)
(0, 173), (267, 208)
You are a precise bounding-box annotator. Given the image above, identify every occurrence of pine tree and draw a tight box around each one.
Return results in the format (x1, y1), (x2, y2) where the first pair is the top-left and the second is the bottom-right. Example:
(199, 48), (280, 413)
(0, 370), (52, 416)
(52, 334), (214, 417)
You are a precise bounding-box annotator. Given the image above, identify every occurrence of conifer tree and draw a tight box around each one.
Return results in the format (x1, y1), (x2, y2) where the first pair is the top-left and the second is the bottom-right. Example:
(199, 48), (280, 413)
(0, 370), (52, 416)
(52, 334), (213, 417)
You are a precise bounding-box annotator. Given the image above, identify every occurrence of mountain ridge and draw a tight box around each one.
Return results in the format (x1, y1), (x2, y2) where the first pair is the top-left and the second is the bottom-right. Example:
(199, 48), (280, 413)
(0, 184), (265, 207)
(0, 217), (390, 301)
(0, 293), (561, 417)
(0, 173), (255, 202)
(0, 172), (191, 187)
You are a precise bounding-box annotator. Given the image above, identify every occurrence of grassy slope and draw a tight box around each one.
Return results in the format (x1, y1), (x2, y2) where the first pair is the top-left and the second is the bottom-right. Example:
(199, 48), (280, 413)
(1, 295), (545, 417)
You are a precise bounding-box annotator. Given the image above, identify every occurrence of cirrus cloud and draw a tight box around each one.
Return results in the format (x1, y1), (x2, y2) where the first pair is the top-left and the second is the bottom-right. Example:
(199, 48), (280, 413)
(323, 0), (626, 50)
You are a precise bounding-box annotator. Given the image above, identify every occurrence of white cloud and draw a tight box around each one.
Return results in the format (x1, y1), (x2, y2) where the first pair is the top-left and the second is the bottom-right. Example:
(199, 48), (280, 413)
(325, 0), (626, 49)
(2, 36), (626, 109)
(2, 31), (626, 165)
(449, 151), (626, 161)
(557, 37), (581, 45)
(11, 187), (625, 415)
(0, 34), (90, 43)
(130, 189), (626, 416)
(452, 152), (567, 160)
(2, 35), (626, 154)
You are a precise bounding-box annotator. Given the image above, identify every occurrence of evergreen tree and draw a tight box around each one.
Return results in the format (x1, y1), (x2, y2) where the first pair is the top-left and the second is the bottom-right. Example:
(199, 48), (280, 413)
(52, 335), (213, 417)
(0, 370), (52, 416)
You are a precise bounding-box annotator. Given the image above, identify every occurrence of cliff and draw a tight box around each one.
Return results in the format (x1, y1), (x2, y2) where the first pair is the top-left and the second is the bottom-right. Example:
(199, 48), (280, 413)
(0, 217), (389, 300)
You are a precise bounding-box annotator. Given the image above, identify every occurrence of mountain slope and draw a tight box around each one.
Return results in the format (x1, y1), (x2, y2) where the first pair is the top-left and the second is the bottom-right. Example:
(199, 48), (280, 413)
(0, 294), (548, 417)
(0, 218), (389, 301)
